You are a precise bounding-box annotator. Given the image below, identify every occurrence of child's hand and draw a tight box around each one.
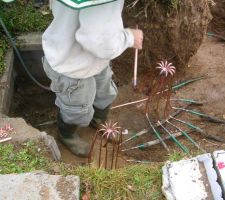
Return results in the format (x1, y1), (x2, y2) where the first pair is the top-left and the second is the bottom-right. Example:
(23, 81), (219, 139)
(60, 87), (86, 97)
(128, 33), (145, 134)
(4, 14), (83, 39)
(130, 29), (143, 50)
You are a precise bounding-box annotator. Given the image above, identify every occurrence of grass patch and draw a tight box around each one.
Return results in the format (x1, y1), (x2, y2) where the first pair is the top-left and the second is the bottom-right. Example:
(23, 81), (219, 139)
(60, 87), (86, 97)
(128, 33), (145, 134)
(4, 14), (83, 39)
(0, 139), (165, 199)
(0, 3), (52, 33)
(0, 140), (50, 174)
(0, 2), (52, 76)
(168, 150), (187, 161)
(61, 164), (164, 200)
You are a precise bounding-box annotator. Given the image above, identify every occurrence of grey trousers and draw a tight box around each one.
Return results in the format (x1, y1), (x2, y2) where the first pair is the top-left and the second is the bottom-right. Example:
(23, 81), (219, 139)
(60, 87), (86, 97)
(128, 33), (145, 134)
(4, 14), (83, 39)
(42, 57), (118, 126)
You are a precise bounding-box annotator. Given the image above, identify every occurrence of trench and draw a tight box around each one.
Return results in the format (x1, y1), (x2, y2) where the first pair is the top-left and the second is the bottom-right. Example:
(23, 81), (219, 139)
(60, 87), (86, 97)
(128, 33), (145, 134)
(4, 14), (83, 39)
(8, 35), (225, 167)
(7, 48), (182, 167)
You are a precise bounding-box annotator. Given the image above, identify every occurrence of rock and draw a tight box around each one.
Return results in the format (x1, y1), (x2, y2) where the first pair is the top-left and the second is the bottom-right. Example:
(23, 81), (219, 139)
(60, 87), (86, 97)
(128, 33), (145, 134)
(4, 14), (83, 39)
(162, 153), (223, 200)
(0, 172), (80, 200)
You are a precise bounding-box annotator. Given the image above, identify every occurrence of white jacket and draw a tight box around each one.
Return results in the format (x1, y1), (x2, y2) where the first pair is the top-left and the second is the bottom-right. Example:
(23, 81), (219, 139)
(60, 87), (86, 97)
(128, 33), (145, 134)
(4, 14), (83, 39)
(42, 0), (134, 79)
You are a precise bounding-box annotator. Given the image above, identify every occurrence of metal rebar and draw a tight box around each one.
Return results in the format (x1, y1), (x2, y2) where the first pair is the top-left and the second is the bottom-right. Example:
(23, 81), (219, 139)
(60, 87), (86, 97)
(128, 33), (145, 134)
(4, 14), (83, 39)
(146, 114), (170, 152)
(36, 120), (57, 127)
(170, 98), (204, 106)
(0, 137), (12, 143)
(99, 136), (103, 168)
(111, 139), (115, 169)
(120, 128), (149, 145)
(105, 142), (108, 169)
(115, 132), (122, 169)
(121, 107), (187, 146)
(121, 132), (182, 152)
(172, 75), (208, 91)
(88, 131), (98, 164)
(126, 159), (152, 164)
(166, 120), (206, 153)
(111, 76), (207, 110)
(170, 116), (225, 142)
(158, 121), (189, 153)
(172, 107), (225, 124)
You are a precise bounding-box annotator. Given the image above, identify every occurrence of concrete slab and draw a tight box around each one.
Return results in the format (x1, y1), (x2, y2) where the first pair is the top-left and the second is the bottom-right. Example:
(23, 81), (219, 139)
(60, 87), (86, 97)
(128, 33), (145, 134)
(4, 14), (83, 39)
(41, 132), (61, 161)
(162, 154), (223, 200)
(0, 33), (44, 116)
(0, 117), (42, 142)
(0, 172), (80, 200)
(0, 50), (14, 115)
(0, 117), (61, 161)
(17, 32), (42, 51)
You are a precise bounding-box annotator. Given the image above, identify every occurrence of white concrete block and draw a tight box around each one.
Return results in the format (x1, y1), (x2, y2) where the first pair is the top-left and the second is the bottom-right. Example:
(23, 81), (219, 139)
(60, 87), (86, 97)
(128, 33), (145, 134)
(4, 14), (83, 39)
(162, 154), (223, 200)
(197, 153), (223, 200)
(213, 150), (225, 197)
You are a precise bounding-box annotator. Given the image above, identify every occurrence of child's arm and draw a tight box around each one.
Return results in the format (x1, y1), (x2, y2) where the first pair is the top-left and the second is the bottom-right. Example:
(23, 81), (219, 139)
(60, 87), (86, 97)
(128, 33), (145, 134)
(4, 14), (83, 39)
(75, 1), (142, 59)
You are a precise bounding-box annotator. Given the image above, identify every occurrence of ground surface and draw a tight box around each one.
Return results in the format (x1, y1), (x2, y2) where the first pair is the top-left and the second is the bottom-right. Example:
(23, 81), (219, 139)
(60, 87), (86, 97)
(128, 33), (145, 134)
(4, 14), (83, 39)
(209, 0), (225, 38)
(10, 36), (225, 167)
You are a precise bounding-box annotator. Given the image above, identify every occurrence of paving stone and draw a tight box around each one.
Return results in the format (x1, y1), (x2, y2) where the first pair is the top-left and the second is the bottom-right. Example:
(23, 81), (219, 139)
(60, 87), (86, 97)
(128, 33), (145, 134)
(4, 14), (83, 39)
(162, 153), (223, 200)
(0, 172), (80, 200)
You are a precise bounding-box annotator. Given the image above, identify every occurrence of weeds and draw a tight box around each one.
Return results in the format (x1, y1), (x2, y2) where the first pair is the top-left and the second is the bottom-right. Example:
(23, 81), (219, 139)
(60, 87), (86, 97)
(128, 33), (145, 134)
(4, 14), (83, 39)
(0, 140), (166, 199)
(0, 3), (52, 33)
(0, 2), (52, 75)
(61, 164), (164, 200)
(0, 141), (49, 174)
(168, 150), (186, 161)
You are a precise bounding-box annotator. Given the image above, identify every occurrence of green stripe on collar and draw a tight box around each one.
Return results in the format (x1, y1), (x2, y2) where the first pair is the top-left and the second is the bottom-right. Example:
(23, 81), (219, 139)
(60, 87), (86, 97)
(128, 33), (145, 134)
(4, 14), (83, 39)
(57, 0), (117, 9)
(0, 0), (15, 3)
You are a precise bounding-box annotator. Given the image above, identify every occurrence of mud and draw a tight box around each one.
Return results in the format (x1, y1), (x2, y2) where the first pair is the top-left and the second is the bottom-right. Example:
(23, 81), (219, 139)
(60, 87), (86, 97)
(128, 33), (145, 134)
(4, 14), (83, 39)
(10, 36), (225, 167)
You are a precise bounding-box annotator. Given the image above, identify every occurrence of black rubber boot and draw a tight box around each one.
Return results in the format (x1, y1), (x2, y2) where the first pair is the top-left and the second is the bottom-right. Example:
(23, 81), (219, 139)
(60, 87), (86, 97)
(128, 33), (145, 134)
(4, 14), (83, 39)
(57, 114), (89, 157)
(90, 106), (110, 129)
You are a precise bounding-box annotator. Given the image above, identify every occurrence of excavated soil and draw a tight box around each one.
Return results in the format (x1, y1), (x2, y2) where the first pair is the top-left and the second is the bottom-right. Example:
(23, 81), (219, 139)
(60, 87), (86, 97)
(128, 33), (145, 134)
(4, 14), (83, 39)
(121, 0), (211, 71)
(10, 36), (225, 167)
(209, 0), (225, 38)
(8, 0), (225, 168)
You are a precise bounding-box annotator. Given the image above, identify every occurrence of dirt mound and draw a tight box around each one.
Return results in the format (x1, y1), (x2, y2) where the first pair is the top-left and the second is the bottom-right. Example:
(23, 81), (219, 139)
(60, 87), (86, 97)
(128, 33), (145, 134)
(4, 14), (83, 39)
(208, 0), (225, 37)
(113, 0), (211, 82)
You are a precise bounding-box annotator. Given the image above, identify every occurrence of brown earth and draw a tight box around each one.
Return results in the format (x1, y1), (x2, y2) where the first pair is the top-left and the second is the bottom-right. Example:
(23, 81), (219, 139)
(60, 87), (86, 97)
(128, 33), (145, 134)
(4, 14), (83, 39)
(208, 0), (225, 38)
(120, 0), (212, 72)
(8, 0), (225, 168)
(10, 36), (225, 167)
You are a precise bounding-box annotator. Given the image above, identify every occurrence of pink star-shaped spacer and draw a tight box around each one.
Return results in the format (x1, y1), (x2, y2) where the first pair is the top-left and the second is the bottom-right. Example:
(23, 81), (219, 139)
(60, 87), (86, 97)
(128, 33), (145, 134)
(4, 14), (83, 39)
(156, 61), (176, 77)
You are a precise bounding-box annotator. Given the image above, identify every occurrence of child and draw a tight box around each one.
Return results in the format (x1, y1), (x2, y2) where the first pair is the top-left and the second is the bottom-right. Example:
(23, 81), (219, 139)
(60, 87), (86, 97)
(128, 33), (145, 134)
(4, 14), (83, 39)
(42, 0), (143, 157)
